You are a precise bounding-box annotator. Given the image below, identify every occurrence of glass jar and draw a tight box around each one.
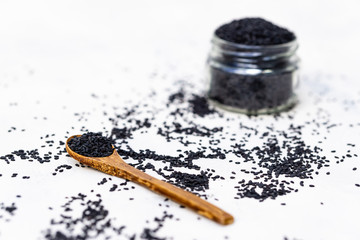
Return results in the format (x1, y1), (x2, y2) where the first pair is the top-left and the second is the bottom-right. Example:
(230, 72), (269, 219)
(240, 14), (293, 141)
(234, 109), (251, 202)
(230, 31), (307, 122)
(207, 35), (300, 115)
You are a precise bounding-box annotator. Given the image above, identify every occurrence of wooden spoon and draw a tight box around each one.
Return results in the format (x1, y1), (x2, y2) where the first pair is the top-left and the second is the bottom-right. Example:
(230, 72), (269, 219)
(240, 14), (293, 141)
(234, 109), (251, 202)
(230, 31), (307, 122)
(66, 135), (234, 225)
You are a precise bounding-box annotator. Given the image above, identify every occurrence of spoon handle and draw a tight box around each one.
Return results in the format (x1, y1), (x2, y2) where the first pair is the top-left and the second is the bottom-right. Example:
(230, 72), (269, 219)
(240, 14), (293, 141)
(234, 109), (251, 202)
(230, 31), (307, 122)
(112, 159), (234, 225)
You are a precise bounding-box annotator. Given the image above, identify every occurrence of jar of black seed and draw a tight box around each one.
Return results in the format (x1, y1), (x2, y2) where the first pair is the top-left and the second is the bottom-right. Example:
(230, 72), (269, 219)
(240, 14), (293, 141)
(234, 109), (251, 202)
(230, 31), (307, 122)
(207, 18), (300, 114)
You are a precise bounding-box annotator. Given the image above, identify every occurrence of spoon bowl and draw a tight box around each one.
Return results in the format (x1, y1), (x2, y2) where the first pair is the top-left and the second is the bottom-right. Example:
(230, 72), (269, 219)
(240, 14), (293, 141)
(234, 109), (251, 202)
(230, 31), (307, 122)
(66, 135), (234, 225)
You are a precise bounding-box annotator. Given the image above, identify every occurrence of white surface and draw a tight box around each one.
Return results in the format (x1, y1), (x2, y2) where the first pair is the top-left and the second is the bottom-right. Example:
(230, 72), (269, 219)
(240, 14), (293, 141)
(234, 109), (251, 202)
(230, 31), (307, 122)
(1, 1), (360, 240)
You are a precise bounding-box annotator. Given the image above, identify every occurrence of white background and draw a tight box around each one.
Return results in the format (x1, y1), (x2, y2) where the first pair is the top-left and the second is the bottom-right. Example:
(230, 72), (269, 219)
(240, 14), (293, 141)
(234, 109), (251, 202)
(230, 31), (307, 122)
(1, 1), (360, 239)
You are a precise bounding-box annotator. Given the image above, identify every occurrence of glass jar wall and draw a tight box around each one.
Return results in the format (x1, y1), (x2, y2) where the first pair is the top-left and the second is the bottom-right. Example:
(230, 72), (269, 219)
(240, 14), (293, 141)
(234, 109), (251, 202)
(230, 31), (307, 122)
(207, 35), (300, 115)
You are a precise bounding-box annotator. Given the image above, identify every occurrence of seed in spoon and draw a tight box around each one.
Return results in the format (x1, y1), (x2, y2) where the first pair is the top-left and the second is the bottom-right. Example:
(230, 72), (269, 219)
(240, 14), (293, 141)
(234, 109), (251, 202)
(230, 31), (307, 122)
(67, 132), (114, 157)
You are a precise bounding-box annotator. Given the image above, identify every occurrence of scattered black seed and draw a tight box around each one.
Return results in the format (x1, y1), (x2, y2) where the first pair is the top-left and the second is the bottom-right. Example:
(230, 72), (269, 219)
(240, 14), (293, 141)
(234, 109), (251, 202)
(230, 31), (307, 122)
(140, 211), (173, 240)
(1, 144), (68, 164)
(2, 74), (360, 239)
(1, 203), (17, 215)
(0, 201), (17, 223)
(44, 193), (125, 240)
(44, 192), (172, 240)
(109, 184), (118, 192)
(67, 132), (114, 157)
(52, 164), (72, 175)
(236, 179), (292, 201)
(166, 171), (209, 192)
(98, 178), (108, 185)
(327, 124), (337, 129)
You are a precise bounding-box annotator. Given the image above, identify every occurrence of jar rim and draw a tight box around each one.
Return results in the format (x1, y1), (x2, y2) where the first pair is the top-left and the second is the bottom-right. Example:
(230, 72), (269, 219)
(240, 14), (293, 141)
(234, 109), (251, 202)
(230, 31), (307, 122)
(212, 34), (298, 50)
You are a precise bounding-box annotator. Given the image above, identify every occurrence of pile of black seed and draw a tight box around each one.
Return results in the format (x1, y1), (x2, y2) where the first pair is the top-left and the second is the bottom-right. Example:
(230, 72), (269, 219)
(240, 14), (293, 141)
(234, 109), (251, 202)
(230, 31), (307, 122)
(215, 17), (295, 45)
(67, 132), (114, 157)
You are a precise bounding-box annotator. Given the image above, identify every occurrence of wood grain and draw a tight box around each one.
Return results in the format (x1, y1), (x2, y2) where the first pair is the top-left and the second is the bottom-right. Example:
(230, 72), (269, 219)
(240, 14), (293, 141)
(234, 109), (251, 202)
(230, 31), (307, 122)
(66, 135), (234, 225)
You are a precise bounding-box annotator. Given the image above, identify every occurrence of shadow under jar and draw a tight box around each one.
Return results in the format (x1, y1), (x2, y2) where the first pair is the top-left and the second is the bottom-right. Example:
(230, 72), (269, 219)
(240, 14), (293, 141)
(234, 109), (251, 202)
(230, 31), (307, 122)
(207, 35), (300, 115)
